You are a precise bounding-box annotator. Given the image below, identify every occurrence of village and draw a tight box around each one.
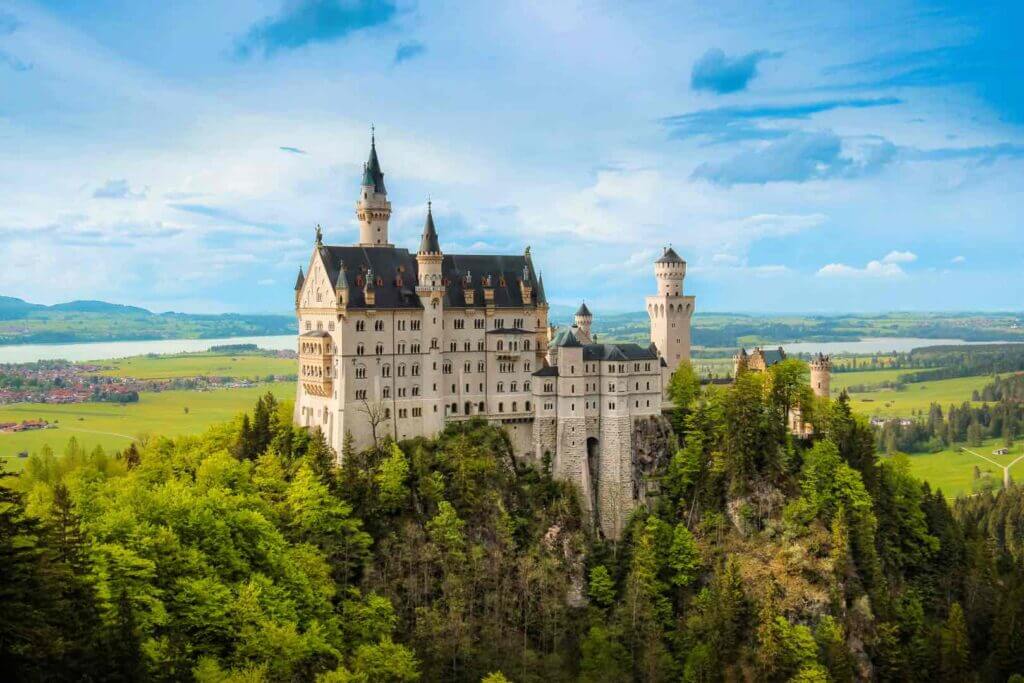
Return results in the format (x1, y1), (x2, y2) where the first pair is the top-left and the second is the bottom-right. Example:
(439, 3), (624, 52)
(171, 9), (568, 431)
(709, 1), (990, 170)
(0, 358), (294, 407)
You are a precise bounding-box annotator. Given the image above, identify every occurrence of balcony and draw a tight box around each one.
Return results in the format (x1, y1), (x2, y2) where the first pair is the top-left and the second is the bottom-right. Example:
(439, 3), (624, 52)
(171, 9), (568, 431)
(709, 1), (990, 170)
(299, 331), (333, 397)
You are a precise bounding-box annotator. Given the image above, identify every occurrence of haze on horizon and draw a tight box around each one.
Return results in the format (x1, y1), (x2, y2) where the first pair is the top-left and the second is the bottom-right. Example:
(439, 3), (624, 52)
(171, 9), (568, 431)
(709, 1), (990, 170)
(0, 0), (1021, 315)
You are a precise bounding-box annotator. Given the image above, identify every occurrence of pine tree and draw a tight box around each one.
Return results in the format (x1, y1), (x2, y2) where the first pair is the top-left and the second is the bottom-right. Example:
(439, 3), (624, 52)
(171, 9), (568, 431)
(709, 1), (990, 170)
(939, 602), (970, 682)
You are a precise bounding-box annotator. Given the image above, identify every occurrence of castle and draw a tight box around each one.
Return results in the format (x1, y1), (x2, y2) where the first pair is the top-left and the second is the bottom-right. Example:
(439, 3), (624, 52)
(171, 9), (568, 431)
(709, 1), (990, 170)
(733, 347), (833, 436)
(293, 135), (694, 538)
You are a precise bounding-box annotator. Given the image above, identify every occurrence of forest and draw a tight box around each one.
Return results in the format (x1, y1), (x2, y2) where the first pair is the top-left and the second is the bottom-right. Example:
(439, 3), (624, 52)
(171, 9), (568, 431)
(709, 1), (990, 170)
(3, 361), (1024, 682)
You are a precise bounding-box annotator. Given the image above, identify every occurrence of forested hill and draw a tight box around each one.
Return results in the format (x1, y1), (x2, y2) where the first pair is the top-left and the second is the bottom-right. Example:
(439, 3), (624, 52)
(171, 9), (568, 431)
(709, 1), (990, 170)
(0, 296), (293, 345)
(4, 365), (1024, 681)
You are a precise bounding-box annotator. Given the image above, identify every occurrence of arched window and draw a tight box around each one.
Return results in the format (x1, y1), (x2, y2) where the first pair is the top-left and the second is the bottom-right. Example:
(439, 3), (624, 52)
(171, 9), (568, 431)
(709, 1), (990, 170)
(412, 363), (420, 376)
(356, 320), (365, 331)
(382, 364), (391, 377)
(375, 343), (384, 355)
(497, 340), (504, 351)
(398, 363), (406, 377)
(356, 343), (365, 356)
(512, 401), (517, 412)
(524, 340), (531, 350)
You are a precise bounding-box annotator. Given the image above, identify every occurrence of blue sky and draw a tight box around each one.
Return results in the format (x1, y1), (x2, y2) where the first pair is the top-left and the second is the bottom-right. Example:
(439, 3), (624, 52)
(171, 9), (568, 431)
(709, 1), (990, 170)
(0, 0), (1022, 314)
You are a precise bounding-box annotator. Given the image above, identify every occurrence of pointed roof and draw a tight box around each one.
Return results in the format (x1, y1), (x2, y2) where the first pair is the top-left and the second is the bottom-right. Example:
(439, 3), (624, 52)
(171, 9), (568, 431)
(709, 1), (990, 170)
(361, 132), (387, 194)
(294, 266), (305, 291)
(418, 201), (441, 254)
(536, 272), (547, 303)
(575, 302), (592, 317)
(656, 246), (684, 264)
(555, 329), (582, 348)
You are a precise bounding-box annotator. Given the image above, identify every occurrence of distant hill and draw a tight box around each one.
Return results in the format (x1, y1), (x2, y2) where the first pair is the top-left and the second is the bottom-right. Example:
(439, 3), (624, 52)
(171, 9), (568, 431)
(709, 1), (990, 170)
(0, 296), (294, 346)
(47, 299), (153, 315)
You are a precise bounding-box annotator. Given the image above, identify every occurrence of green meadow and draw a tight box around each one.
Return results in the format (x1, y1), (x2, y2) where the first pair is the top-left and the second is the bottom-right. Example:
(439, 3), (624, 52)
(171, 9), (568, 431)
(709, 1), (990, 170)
(839, 374), (992, 418)
(0, 382), (296, 470)
(93, 351), (296, 379)
(895, 438), (1024, 498)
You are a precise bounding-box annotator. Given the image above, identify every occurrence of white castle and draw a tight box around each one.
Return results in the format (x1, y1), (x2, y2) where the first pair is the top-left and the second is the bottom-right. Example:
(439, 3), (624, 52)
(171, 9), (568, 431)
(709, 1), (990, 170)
(293, 135), (694, 538)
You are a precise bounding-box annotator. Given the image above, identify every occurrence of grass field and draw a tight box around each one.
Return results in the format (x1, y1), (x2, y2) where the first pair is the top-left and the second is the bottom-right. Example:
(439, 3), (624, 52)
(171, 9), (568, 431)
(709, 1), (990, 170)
(92, 352), (296, 380)
(0, 382), (296, 470)
(841, 374), (991, 418)
(895, 438), (1024, 498)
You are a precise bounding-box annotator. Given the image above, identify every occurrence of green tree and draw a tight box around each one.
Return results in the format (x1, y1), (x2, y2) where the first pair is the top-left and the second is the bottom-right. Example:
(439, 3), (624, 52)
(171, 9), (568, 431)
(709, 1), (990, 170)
(376, 443), (410, 513)
(668, 522), (700, 588)
(587, 564), (616, 609)
(939, 602), (969, 682)
(578, 625), (631, 683)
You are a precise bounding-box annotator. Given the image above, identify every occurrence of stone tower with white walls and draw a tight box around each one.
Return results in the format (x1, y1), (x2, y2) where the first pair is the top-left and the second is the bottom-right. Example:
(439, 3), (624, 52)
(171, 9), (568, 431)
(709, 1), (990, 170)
(810, 353), (832, 399)
(646, 247), (695, 386)
(356, 132), (392, 246)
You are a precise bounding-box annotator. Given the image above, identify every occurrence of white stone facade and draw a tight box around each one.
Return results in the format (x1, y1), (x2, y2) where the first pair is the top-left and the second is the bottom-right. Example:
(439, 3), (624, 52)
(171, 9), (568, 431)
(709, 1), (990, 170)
(293, 137), (694, 539)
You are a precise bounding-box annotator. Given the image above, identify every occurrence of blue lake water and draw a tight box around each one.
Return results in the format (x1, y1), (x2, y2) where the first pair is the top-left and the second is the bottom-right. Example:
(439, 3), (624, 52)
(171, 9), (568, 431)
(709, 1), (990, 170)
(0, 334), (1018, 364)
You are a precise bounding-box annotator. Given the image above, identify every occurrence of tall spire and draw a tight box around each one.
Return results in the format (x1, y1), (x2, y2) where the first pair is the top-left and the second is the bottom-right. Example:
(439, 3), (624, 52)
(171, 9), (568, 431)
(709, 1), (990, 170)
(361, 128), (386, 194)
(294, 266), (305, 291)
(418, 200), (441, 254)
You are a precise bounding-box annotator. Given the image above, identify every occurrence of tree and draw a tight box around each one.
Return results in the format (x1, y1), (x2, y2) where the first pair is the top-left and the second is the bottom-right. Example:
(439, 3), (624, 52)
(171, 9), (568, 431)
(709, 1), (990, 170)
(668, 522), (700, 588)
(939, 602), (969, 682)
(376, 443), (410, 513)
(587, 565), (616, 609)
(578, 625), (630, 683)
(123, 442), (141, 470)
(358, 399), (390, 451)
(350, 637), (419, 682)
(667, 362), (701, 410)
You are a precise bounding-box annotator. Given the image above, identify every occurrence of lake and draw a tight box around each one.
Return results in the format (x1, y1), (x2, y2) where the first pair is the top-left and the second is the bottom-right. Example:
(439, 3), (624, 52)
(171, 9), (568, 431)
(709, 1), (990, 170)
(0, 335), (296, 363)
(0, 334), (1018, 364)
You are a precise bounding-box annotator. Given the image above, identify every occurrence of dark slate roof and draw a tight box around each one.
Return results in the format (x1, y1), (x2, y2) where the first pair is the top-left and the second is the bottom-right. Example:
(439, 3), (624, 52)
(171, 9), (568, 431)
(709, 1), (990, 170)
(486, 328), (533, 335)
(656, 246), (684, 264)
(294, 266), (305, 291)
(761, 348), (786, 366)
(536, 272), (547, 302)
(533, 366), (559, 377)
(555, 329), (582, 348)
(575, 302), (592, 317)
(442, 253), (544, 308)
(419, 205), (440, 254)
(361, 138), (386, 194)
(316, 246), (546, 310)
(582, 343), (659, 362)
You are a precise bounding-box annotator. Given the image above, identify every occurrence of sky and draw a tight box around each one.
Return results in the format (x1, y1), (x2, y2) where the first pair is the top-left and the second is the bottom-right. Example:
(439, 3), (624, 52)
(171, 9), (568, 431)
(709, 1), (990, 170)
(0, 0), (1022, 315)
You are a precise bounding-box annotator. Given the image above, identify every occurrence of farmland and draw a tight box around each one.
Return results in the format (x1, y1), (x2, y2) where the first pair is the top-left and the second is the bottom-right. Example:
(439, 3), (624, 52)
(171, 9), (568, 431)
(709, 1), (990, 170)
(93, 351), (296, 380)
(0, 382), (296, 470)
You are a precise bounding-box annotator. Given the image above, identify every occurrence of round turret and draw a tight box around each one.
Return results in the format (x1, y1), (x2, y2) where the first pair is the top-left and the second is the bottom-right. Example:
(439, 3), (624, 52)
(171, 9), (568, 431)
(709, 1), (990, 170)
(573, 302), (593, 341)
(654, 246), (686, 296)
(809, 353), (832, 398)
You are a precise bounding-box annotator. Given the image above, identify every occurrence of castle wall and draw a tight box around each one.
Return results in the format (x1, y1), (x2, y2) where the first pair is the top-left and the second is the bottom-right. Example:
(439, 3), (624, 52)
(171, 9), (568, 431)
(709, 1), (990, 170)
(597, 415), (634, 539)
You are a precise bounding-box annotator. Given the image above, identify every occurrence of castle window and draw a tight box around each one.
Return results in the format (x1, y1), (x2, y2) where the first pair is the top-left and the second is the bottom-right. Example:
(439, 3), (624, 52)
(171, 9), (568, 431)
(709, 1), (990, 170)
(412, 407), (422, 417)
(411, 343), (421, 353)
(375, 343), (384, 355)
(450, 342), (457, 352)
(454, 319), (465, 329)
(356, 344), (365, 356)
(524, 381), (530, 391)
(646, 382), (650, 390)
(398, 343), (406, 354)
(355, 367), (366, 379)
(512, 401), (517, 412)
(646, 400), (650, 407)
(524, 362), (531, 372)
(375, 320), (384, 331)
(498, 402), (504, 412)
(383, 386), (391, 398)
(451, 384), (456, 393)
(524, 340), (531, 351)
(329, 322), (335, 331)
(356, 320), (365, 331)
(477, 341), (485, 351)
(316, 321), (323, 330)
(398, 364), (406, 377)
(494, 319), (504, 329)
(451, 403), (458, 414)
(431, 338), (439, 350)
(411, 320), (421, 331)
(497, 382), (505, 392)
(479, 383), (484, 392)
(474, 319), (485, 329)
(464, 341), (471, 351)
(412, 386), (420, 396)
(497, 340), (504, 351)
(382, 364), (391, 377)
(544, 383), (553, 392)
(443, 362), (452, 374)
(412, 363), (420, 376)
(465, 401), (471, 414)
(513, 318), (523, 328)
(355, 389), (367, 400)
(477, 361), (485, 372)
(510, 382), (517, 392)
(398, 320), (406, 331)
(464, 361), (472, 373)
(525, 401), (531, 411)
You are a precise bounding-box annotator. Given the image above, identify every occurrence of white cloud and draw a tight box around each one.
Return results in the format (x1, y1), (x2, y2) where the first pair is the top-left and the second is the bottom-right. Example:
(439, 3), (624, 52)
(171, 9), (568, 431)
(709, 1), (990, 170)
(817, 259), (906, 279)
(881, 250), (917, 263)
(257, 278), (275, 286)
(951, 255), (966, 264)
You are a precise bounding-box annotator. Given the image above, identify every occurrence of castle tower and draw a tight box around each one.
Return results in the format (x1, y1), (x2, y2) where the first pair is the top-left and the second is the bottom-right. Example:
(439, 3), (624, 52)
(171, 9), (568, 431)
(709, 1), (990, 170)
(416, 202), (445, 437)
(646, 246), (695, 382)
(810, 353), (832, 398)
(355, 131), (392, 246)
(574, 302), (593, 343)
(293, 266), (304, 309)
